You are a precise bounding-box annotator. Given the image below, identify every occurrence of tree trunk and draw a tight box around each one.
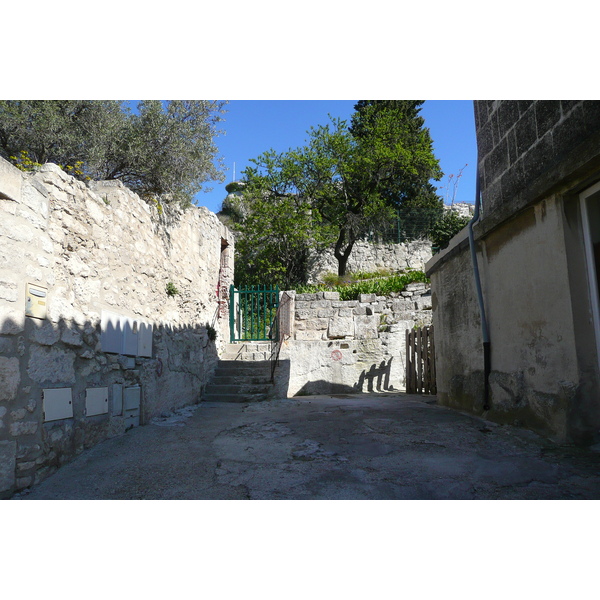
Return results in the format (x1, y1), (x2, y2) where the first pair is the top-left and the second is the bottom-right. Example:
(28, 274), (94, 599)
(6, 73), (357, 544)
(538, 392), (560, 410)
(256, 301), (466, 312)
(334, 228), (355, 277)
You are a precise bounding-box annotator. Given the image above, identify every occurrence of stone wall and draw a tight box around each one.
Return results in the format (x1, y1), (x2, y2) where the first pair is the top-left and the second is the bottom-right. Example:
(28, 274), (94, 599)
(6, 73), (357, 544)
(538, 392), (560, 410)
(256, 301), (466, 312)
(0, 157), (234, 497)
(306, 240), (432, 284)
(279, 284), (433, 396)
(474, 100), (600, 236)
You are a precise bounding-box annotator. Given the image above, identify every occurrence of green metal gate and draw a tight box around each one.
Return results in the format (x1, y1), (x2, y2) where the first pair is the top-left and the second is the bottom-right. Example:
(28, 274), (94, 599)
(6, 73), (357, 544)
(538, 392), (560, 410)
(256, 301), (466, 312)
(229, 285), (279, 342)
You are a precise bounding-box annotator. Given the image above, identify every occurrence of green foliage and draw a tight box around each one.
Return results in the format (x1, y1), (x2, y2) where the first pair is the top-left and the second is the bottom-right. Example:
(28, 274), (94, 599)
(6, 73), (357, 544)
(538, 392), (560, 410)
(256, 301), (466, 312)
(231, 100), (442, 286)
(296, 270), (429, 300)
(165, 282), (179, 297)
(205, 323), (217, 341)
(231, 182), (336, 289)
(0, 100), (226, 207)
(430, 210), (472, 252)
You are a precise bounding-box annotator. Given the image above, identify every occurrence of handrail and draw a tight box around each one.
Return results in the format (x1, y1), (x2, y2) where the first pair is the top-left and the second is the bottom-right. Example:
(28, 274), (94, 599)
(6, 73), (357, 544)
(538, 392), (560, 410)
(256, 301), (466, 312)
(269, 291), (292, 383)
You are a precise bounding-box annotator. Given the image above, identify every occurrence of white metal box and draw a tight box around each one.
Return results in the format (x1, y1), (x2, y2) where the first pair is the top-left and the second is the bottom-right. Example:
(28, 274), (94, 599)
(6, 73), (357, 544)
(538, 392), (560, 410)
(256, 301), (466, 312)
(123, 385), (141, 428)
(85, 387), (108, 417)
(112, 384), (123, 416)
(137, 321), (153, 357)
(100, 310), (123, 354)
(43, 388), (73, 421)
(122, 317), (139, 356)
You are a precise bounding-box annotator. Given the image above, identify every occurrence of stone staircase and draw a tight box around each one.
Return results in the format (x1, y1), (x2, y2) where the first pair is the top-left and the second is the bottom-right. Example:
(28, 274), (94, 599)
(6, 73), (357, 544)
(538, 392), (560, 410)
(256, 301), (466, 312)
(202, 342), (274, 403)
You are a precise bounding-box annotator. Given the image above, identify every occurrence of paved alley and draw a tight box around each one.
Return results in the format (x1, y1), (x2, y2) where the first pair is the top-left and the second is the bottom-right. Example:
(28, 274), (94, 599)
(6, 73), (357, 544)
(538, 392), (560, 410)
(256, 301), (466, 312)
(14, 394), (600, 500)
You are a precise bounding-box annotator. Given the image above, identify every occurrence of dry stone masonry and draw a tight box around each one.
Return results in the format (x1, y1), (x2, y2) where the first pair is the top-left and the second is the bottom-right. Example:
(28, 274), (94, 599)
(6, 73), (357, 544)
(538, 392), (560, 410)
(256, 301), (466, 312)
(0, 157), (234, 497)
(307, 239), (433, 284)
(277, 283), (432, 396)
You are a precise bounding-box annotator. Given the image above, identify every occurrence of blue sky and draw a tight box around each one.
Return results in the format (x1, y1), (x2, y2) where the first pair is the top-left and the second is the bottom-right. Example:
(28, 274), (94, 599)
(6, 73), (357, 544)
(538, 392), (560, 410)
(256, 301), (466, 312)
(196, 100), (478, 214)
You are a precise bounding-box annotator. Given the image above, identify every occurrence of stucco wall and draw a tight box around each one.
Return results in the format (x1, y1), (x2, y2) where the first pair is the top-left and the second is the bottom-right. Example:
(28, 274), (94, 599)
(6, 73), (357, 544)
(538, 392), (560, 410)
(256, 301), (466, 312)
(428, 100), (600, 445)
(428, 199), (585, 441)
(0, 157), (234, 496)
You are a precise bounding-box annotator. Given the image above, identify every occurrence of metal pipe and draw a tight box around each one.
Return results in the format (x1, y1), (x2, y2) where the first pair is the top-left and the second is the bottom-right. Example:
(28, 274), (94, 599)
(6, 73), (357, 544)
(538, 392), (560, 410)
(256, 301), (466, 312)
(468, 153), (491, 411)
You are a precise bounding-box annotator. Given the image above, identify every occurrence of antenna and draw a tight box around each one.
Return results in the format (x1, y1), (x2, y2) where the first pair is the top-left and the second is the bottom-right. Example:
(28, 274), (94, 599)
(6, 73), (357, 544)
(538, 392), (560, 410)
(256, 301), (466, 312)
(233, 162), (235, 182)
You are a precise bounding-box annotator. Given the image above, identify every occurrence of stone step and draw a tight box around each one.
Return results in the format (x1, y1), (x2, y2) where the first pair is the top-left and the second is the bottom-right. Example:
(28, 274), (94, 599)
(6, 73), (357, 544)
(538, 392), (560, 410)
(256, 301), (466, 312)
(215, 360), (272, 375)
(203, 392), (269, 403)
(204, 349), (274, 403)
(210, 375), (272, 386)
(204, 383), (272, 395)
(220, 343), (272, 361)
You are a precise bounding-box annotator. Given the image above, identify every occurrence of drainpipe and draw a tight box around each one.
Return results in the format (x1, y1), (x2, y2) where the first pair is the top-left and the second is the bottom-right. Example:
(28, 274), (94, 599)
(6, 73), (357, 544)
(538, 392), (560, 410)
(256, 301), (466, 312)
(468, 160), (491, 411)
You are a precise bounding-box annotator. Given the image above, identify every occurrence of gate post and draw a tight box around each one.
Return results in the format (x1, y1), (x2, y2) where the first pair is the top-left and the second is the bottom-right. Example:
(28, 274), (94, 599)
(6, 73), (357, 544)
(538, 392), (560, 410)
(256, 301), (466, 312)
(229, 284), (235, 343)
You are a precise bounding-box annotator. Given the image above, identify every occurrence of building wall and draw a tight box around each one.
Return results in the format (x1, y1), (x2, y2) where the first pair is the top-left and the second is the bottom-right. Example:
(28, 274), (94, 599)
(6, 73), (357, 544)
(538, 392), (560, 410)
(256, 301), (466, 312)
(0, 158), (234, 496)
(427, 101), (600, 444)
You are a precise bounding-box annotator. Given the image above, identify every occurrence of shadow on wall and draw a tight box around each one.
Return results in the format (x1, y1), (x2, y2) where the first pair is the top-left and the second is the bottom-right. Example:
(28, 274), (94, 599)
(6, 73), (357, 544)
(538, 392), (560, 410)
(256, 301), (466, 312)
(0, 312), (221, 497)
(356, 358), (393, 392)
(293, 358), (394, 397)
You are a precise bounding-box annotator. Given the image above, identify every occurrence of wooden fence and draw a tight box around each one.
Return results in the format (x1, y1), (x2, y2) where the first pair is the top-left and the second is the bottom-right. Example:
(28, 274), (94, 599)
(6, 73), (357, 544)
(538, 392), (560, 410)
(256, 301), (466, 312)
(406, 325), (436, 394)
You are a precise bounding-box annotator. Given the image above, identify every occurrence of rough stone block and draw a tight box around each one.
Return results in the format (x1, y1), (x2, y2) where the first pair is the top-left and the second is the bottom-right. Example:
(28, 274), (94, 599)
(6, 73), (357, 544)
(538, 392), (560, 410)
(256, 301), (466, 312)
(0, 356), (20, 402)
(0, 279), (19, 302)
(295, 330), (325, 341)
(0, 157), (22, 202)
(332, 301), (357, 308)
(27, 345), (76, 384)
(355, 316), (379, 340)
(9, 420), (38, 437)
(295, 308), (316, 320)
(28, 320), (60, 346)
(328, 316), (354, 339)
(0, 338), (13, 353)
(305, 318), (329, 331)
(0, 440), (17, 495)
(61, 326), (84, 347)
(359, 294), (377, 303)
(310, 300), (331, 309)
(323, 292), (340, 300)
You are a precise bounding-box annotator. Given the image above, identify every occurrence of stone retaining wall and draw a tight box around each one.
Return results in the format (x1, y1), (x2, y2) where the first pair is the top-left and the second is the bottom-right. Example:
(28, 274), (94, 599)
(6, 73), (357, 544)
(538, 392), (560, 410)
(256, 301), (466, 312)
(279, 284), (432, 396)
(306, 240), (433, 283)
(0, 157), (234, 497)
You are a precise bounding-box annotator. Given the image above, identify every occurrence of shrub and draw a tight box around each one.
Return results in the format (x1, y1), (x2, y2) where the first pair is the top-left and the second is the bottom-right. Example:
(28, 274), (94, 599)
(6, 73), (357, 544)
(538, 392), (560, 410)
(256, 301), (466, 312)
(430, 210), (471, 252)
(165, 282), (179, 297)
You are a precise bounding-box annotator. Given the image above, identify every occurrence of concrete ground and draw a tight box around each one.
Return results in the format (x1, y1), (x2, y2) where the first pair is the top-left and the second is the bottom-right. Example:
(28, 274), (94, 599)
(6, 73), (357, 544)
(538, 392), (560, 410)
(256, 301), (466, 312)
(14, 393), (600, 500)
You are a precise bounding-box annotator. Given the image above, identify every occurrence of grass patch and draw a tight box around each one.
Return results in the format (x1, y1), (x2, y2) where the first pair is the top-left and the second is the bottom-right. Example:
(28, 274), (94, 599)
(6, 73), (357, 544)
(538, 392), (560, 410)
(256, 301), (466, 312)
(296, 269), (429, 300)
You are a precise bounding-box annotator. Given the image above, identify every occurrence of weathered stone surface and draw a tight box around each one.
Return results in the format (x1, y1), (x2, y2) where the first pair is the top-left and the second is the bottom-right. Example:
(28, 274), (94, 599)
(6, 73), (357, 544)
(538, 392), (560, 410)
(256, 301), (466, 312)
(28, 320), (60, 346)
(27, 338), (76, 385)
(359, 294), (377, 303)
(0, 158), (23, 202)
(0, 440), (17, 495)
(322, 292), (340, 300)
(328, 316), (354, 339)
(0, 356), (20, 402)
(308, 239), (433, 284)
(0, 279), (19, 302)
(0, 152), (262, 494)
(354, 316), (379, 340)
(0, 306), (25, 335)
(61, 325), (83, 347)
(10, 421), (38, 436)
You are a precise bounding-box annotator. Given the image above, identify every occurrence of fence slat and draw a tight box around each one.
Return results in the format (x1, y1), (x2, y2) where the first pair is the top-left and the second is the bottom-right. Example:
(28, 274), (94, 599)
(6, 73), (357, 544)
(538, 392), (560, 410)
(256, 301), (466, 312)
(406, 324), (436, 395)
